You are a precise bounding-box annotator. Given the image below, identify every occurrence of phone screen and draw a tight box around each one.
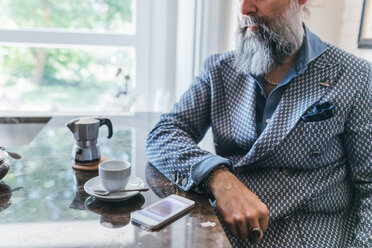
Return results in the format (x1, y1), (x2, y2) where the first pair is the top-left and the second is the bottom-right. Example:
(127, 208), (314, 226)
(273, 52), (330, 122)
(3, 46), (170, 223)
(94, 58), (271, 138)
(138, 198), (189, 221)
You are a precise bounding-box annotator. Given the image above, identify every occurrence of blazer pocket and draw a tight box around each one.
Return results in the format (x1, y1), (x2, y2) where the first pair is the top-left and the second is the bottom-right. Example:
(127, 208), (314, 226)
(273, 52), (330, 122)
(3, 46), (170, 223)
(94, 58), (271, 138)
(300, 116), (344, 136)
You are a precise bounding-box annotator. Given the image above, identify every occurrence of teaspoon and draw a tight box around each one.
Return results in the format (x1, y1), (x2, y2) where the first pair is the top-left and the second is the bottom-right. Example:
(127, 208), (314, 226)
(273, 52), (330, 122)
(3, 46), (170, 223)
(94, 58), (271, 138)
(94, 187), (149, 196)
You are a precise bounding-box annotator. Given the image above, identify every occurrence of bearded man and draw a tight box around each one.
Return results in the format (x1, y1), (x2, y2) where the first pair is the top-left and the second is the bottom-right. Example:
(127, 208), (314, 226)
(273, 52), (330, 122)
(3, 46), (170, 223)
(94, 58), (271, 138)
(146, 0), (372, 247)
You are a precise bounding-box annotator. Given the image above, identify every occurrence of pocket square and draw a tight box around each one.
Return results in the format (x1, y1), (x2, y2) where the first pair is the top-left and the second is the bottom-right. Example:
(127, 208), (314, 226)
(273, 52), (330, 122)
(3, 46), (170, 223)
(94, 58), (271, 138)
(301, 101), (334, 122)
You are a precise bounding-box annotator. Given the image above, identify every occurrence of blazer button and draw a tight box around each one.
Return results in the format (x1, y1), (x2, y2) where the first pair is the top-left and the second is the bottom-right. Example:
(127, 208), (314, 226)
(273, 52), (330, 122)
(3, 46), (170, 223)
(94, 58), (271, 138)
(284, 216), (290, 222)
(182, 177), (188, 186)
(311, 150), (322, 157)
(171, 173), (177, 182)
(178, 175), (184, 185)
(282, 169), (290, 176)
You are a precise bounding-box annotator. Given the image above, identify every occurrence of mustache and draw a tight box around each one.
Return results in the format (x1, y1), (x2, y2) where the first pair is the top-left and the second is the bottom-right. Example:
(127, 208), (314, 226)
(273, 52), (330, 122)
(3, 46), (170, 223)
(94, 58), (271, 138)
(238, 14), (268, 29)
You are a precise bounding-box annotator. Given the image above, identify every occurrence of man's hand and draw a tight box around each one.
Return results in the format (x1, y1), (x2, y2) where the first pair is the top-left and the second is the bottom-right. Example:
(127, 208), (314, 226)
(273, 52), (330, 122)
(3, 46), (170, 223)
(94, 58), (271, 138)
(209, 169), (269, 243)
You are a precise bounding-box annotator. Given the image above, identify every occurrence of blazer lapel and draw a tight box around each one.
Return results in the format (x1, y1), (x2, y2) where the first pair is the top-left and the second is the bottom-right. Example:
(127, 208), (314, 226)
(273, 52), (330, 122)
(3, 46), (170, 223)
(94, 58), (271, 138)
(236, 58), (341, 167)
(222, 62), (257, 150)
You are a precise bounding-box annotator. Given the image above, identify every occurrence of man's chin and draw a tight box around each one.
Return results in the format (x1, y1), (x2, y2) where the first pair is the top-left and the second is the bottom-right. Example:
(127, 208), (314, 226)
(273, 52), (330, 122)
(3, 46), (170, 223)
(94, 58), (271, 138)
(240, 31), (256, 41)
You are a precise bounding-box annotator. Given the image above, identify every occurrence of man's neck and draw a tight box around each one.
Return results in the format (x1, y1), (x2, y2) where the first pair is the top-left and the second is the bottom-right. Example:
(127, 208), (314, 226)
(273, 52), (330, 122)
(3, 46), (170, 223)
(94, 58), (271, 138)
(262, 50), (300, 97)
(265, 50), (300, 84)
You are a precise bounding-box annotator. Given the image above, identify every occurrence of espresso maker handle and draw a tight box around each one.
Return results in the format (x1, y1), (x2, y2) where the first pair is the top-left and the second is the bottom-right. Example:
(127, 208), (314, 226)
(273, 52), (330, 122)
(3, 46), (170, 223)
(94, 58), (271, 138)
(99, 118), (113, 139)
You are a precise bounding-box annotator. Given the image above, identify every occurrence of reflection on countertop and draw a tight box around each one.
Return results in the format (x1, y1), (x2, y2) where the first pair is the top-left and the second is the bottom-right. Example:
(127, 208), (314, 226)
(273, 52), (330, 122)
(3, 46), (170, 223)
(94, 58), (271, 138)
(0, 117), (51, 124)
(0, 116), (51, 146)
(0, 182), (11, 212)
(85, 194), (145, 229)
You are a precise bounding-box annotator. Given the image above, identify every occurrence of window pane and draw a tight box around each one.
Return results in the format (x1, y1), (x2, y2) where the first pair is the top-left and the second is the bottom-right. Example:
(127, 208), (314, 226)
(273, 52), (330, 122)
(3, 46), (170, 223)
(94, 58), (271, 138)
(0, 46), (136, 112)
(0, 0), (135, 34)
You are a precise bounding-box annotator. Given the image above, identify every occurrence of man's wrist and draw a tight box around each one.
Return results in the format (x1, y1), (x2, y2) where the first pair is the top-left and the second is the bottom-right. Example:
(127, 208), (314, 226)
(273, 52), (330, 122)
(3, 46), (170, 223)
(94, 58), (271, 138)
(201, 164), (230, 194)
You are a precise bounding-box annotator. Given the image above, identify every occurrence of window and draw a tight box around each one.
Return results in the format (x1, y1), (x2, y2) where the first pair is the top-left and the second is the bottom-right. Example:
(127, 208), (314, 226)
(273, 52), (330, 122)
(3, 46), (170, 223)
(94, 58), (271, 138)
(0, 0), (153, 113)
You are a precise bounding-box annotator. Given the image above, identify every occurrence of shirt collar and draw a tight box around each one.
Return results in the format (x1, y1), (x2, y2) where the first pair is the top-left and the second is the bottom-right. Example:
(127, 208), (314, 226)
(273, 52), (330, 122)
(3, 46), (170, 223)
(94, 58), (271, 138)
(295, 25), (328, 75)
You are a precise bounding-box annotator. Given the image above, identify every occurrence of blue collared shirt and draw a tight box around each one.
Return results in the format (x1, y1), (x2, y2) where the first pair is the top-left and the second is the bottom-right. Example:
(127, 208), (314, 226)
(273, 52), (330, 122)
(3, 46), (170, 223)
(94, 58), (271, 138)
(253, 26), (327, 136)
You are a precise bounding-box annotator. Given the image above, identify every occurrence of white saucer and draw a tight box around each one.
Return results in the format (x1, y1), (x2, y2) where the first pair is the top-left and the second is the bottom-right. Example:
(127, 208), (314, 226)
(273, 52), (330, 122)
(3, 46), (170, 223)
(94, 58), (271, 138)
(84, 175), (145, 202)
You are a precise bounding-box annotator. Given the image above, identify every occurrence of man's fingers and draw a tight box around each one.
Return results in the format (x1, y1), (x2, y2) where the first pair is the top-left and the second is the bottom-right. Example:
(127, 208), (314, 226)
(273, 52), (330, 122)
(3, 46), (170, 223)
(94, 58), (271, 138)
(228, 224), (238, 237)
(218, 205), (239, 237)
(247, 217), (263, 244)
(235, 215), (249, 239)
(248, 228), (263, 244)
(224, 217), (238, 237)
(251, 228), (262, 239)
(260, 213), (269, 233)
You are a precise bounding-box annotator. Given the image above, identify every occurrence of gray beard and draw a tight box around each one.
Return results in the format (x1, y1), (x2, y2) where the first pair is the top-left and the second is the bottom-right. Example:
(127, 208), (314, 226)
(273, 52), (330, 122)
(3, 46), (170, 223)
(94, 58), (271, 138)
(234, 2), (304, 76)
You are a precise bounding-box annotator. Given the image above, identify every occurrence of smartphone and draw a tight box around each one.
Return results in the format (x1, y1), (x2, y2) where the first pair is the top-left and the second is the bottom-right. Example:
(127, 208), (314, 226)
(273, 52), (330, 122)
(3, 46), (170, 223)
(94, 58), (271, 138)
(131, 194), (195, 229)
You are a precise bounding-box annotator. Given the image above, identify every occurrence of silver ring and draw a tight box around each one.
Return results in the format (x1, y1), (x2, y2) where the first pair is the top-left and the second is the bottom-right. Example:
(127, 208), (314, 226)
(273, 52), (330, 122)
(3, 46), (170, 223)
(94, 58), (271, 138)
(251, 227), (262, 238)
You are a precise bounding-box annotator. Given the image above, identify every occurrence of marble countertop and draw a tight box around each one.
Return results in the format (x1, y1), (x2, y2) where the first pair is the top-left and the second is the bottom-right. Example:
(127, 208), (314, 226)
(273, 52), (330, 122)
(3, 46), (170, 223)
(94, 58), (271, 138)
(0, 113), (231, 248)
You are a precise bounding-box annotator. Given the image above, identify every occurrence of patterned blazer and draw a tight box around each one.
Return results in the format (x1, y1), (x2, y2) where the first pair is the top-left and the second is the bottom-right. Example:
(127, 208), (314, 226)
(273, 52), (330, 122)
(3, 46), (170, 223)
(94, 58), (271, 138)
(146, 42), (372, 247)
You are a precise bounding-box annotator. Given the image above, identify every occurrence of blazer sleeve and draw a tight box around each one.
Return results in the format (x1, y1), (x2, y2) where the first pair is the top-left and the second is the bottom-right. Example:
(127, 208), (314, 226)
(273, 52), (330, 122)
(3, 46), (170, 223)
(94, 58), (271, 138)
(343, 63), (372, 247)
(146, 56), (234, 192)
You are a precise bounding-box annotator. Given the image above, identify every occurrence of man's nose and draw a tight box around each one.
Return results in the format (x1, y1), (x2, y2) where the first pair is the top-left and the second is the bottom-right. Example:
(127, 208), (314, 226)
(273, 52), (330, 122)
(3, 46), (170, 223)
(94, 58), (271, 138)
(239, 0), (257, 16)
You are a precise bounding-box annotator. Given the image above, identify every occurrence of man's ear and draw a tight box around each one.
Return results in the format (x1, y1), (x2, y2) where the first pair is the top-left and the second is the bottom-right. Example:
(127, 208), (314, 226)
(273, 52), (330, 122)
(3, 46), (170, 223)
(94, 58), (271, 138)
(298, 0), (308, 5)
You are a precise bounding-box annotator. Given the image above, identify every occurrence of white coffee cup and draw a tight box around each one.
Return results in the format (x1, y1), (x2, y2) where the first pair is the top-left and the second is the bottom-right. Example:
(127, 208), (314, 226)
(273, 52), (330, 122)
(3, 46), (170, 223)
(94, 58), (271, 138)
(99, 160), (131, 192)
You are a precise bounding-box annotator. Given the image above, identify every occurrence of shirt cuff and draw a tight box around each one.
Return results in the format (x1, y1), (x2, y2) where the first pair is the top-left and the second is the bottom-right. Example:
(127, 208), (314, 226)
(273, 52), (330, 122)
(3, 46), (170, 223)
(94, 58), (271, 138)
(191, 155), (234, 186)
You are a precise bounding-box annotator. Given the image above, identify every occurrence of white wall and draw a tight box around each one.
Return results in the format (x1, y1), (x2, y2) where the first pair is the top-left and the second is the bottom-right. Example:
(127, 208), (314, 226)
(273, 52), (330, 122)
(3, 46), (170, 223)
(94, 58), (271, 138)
(304, 0), (345, 46)
(339, 0), (372, 61)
